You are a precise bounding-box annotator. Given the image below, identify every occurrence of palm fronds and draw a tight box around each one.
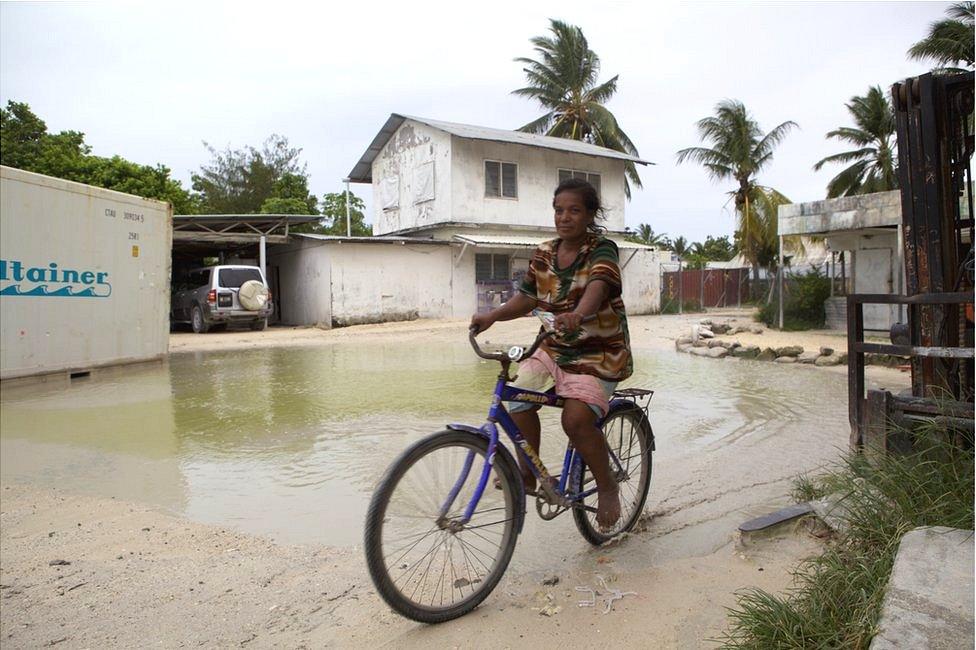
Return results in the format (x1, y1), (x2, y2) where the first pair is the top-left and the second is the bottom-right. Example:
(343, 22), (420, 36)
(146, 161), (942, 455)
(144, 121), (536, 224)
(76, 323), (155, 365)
(907, 1), (974, 73)
(676, 100), (796, 274)
(513, 19), (643, 197)
(813, 86), (897, 198)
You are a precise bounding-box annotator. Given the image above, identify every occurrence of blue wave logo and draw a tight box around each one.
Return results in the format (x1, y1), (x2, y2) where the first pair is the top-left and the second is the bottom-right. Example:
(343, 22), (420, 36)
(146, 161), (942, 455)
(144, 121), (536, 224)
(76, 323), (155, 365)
(0, 259), (112, 299)
(0, 284), (112, 298)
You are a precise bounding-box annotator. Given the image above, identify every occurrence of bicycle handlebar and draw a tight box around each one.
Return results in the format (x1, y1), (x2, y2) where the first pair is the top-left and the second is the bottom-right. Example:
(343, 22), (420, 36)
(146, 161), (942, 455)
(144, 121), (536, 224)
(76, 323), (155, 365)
(468, 314), (596, 364)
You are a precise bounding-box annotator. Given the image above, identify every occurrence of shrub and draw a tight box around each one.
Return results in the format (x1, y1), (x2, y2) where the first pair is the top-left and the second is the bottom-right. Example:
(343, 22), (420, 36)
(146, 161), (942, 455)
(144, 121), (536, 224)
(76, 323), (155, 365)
(758, 268), (831, 330)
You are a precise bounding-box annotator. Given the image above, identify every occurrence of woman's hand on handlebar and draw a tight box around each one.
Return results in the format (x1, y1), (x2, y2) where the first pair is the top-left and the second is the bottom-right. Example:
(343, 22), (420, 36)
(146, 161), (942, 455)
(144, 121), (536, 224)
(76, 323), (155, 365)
(554, 311), (585, 333)
(470, 312), (496, 335)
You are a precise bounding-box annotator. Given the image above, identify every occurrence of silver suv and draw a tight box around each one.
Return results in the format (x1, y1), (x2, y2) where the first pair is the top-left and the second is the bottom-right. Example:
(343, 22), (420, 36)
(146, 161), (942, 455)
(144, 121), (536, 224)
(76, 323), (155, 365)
(171, 265), (273, 333)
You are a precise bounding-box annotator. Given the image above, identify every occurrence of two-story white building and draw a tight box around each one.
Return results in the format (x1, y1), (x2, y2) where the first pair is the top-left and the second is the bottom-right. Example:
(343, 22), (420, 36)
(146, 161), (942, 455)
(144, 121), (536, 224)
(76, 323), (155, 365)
(268, 114), (668, 327)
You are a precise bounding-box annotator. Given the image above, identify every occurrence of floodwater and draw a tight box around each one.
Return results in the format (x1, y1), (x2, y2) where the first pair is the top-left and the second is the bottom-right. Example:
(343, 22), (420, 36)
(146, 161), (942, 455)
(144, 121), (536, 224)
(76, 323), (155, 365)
(0, 341), (850, 548)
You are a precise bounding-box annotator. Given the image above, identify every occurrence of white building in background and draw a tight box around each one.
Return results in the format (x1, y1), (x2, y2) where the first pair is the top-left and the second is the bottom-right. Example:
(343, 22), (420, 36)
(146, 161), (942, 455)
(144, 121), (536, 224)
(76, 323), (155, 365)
(270, 114), (670, 327)
(778, 190), (905, 332)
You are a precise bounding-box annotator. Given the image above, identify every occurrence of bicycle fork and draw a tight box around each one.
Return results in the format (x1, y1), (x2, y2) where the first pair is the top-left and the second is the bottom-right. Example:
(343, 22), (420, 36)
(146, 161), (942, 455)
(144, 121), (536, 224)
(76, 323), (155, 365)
(435, 423), (500, 532)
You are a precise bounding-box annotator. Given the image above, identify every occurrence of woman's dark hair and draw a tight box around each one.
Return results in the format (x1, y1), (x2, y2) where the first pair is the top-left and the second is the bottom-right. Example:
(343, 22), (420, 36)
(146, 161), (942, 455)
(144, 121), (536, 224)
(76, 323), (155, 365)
(553, 178), (606, 234)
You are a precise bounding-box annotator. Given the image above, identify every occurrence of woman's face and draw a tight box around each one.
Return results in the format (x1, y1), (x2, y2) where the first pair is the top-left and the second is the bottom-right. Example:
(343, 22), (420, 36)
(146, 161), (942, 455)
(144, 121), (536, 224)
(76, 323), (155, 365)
(552, 190), (594, 242)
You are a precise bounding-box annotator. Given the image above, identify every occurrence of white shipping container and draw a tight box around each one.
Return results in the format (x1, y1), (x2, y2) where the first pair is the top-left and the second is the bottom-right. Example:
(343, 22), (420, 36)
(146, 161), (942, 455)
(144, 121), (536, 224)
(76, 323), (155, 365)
(1, 166), (172, 380)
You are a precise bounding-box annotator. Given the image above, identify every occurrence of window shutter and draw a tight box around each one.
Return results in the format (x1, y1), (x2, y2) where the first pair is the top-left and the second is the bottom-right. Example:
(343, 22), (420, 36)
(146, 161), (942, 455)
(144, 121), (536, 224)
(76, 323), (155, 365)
(588, 173), (601, 196)
(475, 254), (493, 281)
(485, 161), (500, 196)
(493, 255), (510, 280)
(501, 163), (518, 198)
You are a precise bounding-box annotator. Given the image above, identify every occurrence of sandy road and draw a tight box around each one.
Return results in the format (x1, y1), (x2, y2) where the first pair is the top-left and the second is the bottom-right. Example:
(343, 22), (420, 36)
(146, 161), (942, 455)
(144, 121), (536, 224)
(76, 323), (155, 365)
(2, 310), (909, 648)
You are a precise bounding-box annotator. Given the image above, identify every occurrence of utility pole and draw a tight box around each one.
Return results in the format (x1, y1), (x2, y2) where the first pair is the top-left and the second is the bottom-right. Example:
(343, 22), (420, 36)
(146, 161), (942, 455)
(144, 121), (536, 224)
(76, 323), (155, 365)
(342, 178), (352, 237)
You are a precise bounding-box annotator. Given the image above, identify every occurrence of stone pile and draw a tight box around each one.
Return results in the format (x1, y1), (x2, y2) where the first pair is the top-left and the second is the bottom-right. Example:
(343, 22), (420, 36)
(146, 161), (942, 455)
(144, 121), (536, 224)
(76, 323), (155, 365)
(675, 319), (849, 366)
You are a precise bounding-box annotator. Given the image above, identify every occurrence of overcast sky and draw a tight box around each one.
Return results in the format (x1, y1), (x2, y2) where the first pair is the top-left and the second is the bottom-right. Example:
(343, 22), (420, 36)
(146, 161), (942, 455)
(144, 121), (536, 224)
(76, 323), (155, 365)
(0, 1), (947, 242)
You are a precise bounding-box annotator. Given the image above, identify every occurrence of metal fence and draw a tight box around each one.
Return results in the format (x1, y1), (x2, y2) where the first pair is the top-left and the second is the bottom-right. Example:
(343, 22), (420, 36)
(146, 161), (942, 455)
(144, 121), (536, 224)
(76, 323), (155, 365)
(659, 266), (750, 313)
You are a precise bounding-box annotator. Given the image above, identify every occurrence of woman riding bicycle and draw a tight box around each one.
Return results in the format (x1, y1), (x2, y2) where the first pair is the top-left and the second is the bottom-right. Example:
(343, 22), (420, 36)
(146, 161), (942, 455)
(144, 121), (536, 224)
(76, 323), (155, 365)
(470, 178), (632, 530)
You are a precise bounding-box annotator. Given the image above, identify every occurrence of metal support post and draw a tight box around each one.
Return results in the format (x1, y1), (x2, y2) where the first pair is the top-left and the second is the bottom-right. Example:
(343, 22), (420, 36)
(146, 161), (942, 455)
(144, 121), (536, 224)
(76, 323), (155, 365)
(778, 235), (784, 329)
(343, 178), (352, 237)
(678, 260), (684, 315)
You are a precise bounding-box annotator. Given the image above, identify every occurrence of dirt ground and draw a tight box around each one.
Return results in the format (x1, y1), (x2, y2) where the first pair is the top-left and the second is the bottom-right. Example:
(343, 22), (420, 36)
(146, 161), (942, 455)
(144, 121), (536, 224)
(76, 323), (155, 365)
(2, 310), (910, 649)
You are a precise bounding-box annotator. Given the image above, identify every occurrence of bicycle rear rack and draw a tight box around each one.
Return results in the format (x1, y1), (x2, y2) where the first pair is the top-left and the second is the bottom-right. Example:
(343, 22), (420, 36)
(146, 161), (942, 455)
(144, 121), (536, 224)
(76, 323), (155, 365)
(611, 387), (654, 424)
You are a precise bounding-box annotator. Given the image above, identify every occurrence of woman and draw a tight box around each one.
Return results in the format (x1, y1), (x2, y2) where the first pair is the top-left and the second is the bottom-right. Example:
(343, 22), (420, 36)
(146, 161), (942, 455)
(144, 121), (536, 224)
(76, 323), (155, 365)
(470, 178), (632, 530)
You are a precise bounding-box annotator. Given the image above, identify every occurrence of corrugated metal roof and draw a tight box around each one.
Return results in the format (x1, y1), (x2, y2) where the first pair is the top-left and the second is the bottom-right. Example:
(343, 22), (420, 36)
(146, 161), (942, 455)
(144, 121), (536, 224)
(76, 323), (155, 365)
(452, 233), (657, 250)
(347, 114), (653, 183)
(293, 233), (449, 245)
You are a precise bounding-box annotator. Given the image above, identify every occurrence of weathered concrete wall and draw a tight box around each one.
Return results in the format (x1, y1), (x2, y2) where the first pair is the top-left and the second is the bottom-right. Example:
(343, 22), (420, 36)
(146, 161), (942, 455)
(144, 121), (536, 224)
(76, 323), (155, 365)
(451, 245), (478, 319)
(327, 242), (455, 325)
(270, 235), (662, 327)
(620, 249), (669, 315)
(450, 137), (627, 232)
(371, 121), (453, 236)
(267, 239), (332, 326)
(779, 190), (901, 236)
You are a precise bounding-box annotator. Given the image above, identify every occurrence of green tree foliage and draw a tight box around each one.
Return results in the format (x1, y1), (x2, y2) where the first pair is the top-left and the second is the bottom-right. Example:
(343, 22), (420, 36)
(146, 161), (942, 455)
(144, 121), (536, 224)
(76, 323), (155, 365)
(671, 236), (690, 259)
(676, 100), (796, 283)
(908, 1), (974, 73)
(814, 86), (897, 198)
(626, 223), (670, 248)
(291, 191), (371, 236)
(0, 101), (197, 213)
(684, 235), (736, 269)
(259, 173), (319, 215)
(513, 19), (643, 198)
(192, 135), (317, 214)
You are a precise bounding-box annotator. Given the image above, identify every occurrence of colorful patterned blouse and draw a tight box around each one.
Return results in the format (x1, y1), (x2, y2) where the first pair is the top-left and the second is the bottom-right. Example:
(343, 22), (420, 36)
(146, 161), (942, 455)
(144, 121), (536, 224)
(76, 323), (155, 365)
(518, 234), (632, 381)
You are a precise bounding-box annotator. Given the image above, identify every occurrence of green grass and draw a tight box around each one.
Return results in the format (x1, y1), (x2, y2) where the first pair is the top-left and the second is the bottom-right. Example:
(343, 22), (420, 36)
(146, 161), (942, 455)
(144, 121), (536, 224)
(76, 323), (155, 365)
(718, 424), (974, 649)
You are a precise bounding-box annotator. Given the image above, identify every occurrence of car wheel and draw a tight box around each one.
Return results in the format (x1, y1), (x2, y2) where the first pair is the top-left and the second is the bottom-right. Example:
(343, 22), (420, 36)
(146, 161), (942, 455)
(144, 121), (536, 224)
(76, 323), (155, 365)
(250, 318), (267, 331)
(191, 305), (210, 334)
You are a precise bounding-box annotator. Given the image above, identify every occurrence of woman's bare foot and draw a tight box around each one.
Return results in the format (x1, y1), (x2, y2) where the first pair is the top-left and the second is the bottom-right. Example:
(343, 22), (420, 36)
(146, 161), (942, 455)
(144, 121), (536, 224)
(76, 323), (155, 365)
(596, 485), (621, 531)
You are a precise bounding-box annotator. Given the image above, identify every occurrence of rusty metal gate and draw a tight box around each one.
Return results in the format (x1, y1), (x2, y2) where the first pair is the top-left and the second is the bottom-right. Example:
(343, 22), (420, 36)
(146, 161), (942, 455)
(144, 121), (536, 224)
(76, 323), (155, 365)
(661, 267), (749, 311)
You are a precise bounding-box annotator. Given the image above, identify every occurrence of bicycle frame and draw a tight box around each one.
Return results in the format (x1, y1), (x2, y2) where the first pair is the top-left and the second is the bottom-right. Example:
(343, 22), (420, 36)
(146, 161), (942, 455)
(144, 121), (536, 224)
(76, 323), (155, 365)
(440, 376), (626, 526)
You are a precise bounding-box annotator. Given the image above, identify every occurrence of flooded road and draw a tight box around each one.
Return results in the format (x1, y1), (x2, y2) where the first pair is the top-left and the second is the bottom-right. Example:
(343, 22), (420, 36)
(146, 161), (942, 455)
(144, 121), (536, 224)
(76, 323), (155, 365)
(1, 340), (852, 550)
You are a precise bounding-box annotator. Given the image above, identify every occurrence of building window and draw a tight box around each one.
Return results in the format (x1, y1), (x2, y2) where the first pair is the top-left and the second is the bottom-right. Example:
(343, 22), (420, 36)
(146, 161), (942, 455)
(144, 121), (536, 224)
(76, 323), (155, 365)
(485, 161), (518, 199)
(475, 253), (511, 281)
(558, 169), (601, 196)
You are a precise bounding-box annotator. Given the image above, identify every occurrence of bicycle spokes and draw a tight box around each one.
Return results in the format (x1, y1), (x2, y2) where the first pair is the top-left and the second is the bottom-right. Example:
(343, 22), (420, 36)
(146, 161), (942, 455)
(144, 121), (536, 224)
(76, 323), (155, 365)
(378, 440), (516, 611)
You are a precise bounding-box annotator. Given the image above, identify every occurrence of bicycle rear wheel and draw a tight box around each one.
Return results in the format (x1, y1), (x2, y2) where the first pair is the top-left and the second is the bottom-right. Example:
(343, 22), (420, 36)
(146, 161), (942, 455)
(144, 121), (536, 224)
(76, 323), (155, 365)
(572, 405), (653, 545)
(364, 430), (521, 623)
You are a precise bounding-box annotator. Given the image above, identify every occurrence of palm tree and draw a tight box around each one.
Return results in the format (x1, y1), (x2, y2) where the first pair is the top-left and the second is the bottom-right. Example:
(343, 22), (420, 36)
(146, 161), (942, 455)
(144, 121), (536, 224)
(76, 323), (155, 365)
(676, 100), (797, 286)
(627, 223), (670, 248)
(813, 86), (897, 198)
(513, 19), (643, 197)
(671, 236), (690, 259)
(908, 2), (974, 73)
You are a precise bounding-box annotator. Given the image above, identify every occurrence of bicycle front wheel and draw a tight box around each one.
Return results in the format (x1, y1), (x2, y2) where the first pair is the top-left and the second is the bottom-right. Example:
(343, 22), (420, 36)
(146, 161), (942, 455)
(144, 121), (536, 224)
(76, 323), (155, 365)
(572, 405), (653, 545)
(364, 430), (521, 623)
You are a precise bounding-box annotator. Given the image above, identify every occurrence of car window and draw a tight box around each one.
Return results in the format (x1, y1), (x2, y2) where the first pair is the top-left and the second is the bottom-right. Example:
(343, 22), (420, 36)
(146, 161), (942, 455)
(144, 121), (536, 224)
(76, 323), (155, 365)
(186, 271), (209, 289)
(218, 268), (263, 288)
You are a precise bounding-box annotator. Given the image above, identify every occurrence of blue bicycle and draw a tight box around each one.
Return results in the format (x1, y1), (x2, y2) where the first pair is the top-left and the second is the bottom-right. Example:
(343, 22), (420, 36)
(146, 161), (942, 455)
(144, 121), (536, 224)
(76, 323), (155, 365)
(364, 318), (655, 623)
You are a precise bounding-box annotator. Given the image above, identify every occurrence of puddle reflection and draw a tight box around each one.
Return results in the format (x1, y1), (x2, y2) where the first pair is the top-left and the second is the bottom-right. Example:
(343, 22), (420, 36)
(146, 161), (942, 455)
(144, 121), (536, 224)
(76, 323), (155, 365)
(1, 342), (848, 546)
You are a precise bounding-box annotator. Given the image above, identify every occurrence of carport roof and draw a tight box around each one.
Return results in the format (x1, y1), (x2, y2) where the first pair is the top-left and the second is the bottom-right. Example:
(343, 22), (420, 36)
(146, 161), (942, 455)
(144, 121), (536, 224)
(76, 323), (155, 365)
(173, 214), (321, 244)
